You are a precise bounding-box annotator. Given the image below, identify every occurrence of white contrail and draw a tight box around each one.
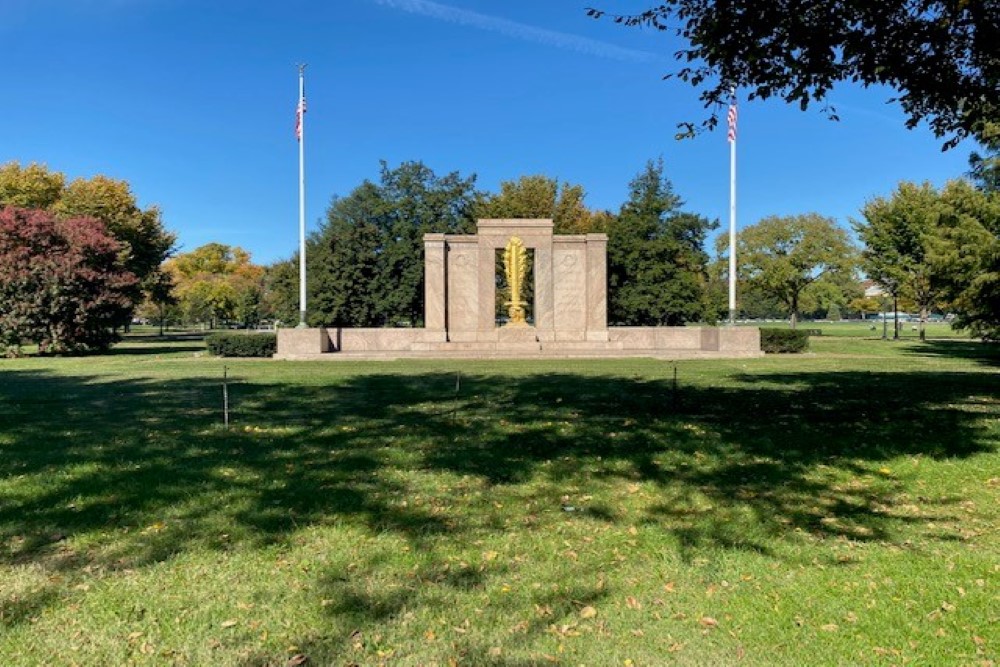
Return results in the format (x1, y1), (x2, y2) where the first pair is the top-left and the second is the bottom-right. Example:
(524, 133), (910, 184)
(372, 0), (660, 64)
(827, 99), (901, 126)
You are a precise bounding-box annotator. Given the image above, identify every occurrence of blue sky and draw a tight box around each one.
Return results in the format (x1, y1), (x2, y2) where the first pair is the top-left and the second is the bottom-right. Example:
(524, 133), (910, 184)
(1, 0), (975, 265)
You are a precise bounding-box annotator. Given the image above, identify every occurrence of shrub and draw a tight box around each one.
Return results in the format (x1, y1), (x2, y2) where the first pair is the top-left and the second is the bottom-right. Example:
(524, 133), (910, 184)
(205, 332), (276, 357)
(760, 328), (810, 353)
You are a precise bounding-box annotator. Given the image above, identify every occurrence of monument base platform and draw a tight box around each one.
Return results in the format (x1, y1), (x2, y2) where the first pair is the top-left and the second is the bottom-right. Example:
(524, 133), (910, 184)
(273, 326), (762, 361)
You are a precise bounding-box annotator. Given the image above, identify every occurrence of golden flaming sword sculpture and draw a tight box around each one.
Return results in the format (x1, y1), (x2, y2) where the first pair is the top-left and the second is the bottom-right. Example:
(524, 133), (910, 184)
(503, 236), (530, 326)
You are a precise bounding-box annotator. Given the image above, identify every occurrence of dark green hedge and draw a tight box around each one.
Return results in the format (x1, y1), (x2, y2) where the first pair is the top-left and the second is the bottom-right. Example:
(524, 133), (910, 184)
(205, 332), (277, 357)
(760, 328), (810, 353)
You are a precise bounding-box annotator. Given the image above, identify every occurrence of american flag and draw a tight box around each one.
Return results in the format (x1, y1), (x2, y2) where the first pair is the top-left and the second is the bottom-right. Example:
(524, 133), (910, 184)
(727, 98), (737, 143)
(295, 97), (307, 141)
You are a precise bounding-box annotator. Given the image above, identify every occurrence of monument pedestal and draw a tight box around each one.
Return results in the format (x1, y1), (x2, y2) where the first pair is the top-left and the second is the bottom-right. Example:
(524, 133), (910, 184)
(497, 326), (541, 351)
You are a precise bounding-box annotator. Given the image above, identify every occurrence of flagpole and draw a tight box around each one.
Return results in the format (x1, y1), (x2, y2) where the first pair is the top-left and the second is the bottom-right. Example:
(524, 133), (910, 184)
(727, 95), (737, 326)
(297, 64), (307, 328)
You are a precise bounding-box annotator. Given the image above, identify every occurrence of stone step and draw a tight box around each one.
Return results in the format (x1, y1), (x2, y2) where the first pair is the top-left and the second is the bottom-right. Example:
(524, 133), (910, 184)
(274, 348), (763, 362)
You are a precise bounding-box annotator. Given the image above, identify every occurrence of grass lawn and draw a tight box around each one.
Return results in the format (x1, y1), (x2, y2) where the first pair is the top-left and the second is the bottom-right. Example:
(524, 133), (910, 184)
(1, 333), (997, 666)
(748, 320), (970, 339)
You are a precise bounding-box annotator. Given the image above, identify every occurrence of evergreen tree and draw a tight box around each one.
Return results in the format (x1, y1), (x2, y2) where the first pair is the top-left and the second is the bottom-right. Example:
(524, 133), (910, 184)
(373, 161), (478, 326)
(607, 159), (716, 325)
(302, 161), (479, 327)
(308, 183), (384, 327)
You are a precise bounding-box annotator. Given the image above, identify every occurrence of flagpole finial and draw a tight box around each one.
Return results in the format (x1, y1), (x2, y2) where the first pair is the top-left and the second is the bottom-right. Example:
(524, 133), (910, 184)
(298, 63), (308, 75)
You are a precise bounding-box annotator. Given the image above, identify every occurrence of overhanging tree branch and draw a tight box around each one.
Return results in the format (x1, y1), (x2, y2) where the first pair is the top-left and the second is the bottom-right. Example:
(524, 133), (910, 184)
(588, 1), (999, 148)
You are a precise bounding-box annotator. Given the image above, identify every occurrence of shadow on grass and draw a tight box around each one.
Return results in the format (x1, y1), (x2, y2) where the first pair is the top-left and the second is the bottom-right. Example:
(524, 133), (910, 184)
(101, 344), (207, 356)
(101, 330), (208, 356)
(0, 359), (997, 643)
(900, 339), (1000, 367)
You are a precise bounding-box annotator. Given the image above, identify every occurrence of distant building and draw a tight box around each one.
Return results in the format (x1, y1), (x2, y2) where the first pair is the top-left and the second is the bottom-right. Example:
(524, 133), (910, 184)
(861, 280), (886, 299)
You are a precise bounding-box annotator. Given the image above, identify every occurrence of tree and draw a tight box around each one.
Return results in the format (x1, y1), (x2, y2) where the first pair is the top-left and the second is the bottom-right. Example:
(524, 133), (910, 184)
(607, 160), (717, 325)
(968, 124), (1000, 193)
(0, 162), (64, 209)
(261, 260), (299, 326)
(588, 2), (998, 147)
(0, 163), (176, 323)
(372, 162), (479, 326)
(848, 295), (884, 320)
(927, 180), (1000, 339)
(308, 183), (384, 327)
(54, 175), (175, 283)
(797, 273), (860, 320)
(301, 161), (480, 327)
(140, 270), (179, 335)
(475, 175), (604, 234)
(0, 207), (137, 354)
(166, 243), (264, 329)
(855, 182), (945, 340)
(734, 214), (856, 328)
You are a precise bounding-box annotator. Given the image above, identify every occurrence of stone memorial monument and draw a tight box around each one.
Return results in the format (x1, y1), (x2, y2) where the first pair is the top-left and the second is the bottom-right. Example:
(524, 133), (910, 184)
(275, 219), (761, 359)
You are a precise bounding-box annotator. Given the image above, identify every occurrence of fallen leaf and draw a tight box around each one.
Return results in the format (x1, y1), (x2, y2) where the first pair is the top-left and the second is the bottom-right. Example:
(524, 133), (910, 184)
(699, 616), (719, 628)
(286, 655), (309, 667)
(221, 619), (237, 628)
(579, 606), (597, 619)
(821, 623), (839, 632)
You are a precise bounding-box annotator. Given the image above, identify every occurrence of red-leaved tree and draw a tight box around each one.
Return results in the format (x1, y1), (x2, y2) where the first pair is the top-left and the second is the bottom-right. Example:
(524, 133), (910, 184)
(0, 207), (137, 354)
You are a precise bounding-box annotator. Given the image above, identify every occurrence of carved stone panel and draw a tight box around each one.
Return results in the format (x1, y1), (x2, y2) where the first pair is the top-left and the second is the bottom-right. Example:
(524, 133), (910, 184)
(447, 241), (479, 335)
(553, 243), (587, 336)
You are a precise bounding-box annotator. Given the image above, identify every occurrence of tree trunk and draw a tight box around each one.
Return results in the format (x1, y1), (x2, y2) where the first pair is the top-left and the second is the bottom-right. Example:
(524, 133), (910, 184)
(919, 305), (927, 341)
(893, 296), (899, 340)
(789, 293), (798, 329)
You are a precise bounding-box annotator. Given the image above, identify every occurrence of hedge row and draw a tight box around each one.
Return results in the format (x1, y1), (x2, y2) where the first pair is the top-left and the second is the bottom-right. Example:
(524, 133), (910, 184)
(759, 328), (810, 353)
(205, 332), (277, 357)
